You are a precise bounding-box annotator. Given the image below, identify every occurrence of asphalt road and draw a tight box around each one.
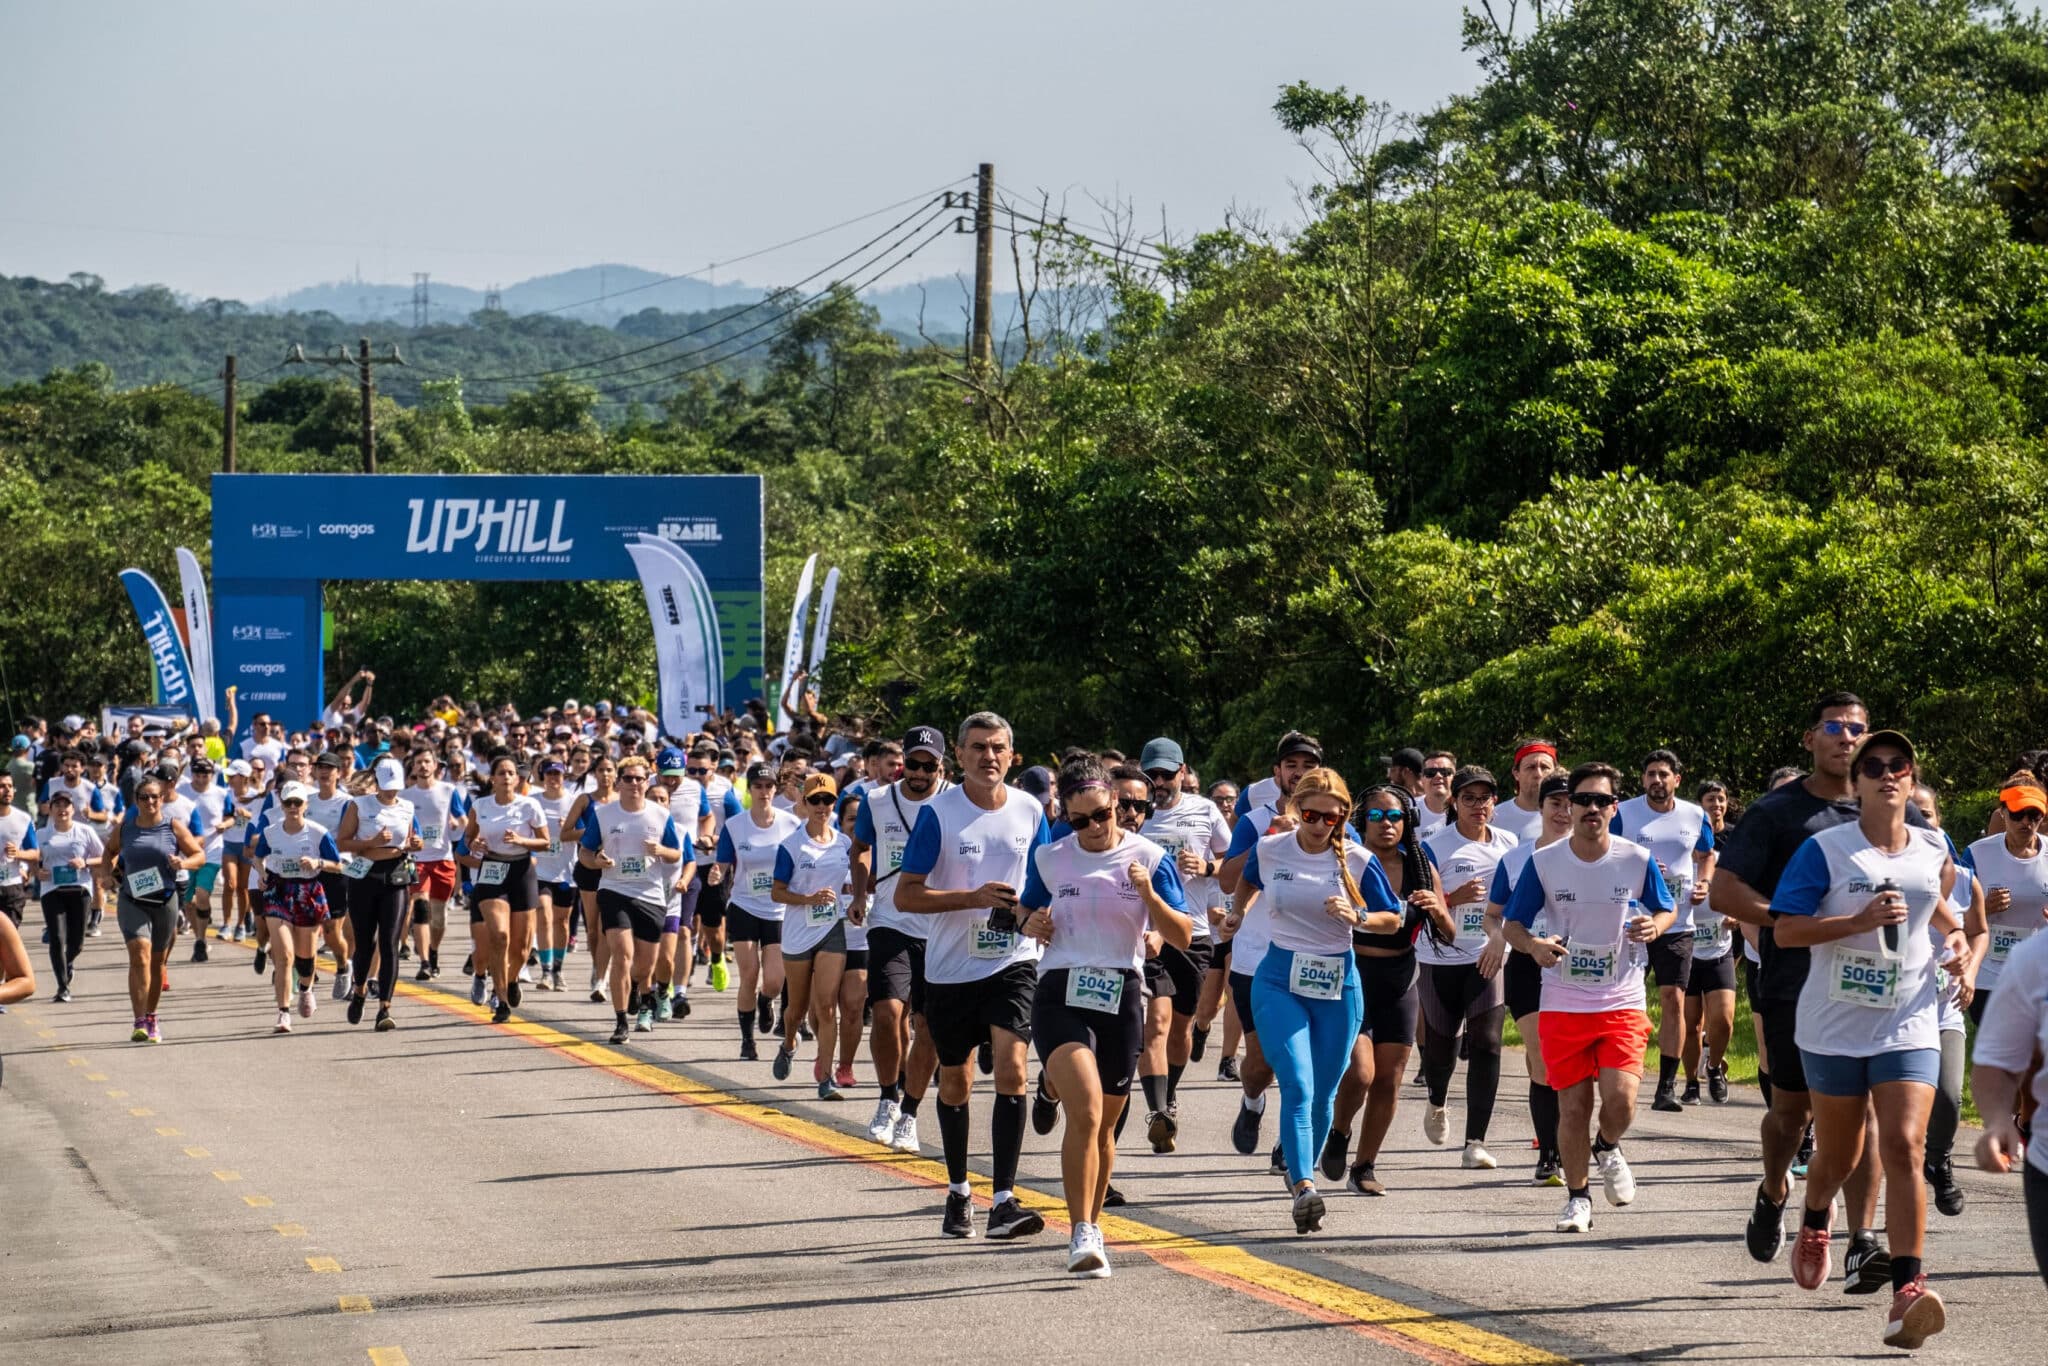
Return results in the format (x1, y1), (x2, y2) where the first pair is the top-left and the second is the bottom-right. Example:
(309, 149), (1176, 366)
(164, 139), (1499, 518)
(2, 918), (2042, 1365)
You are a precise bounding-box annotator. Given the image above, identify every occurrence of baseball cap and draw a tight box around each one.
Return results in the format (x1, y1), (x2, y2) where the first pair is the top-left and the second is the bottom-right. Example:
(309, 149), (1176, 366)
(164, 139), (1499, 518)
(658, 746), (688, 777)
(1139, 737), (1185, 774)
(373, 758), (405, 791)
(1390, 746), (1427, 773)
(902, 725), (945, 760)
(189, 757), (216, 774)
(313, 750), (344, 770)
(1276, 731), (1323, 764)
(47, 788), (74, 805)
(1537, 774), (1571, 803)
(597, 701), (613, 715)
(1017, 765), (1056, 801)
(802, 772), (838, 800)
(10, 735), (30, 751)
(60, 714), (85, 732)
(279, 781), (312, 805)
(227, 759), (253, 777)
(1848, 729), (1916, 768)
(1450, 764), (1498, 797)
(717, 750), (738, 771)
(540, 758), (567, 775)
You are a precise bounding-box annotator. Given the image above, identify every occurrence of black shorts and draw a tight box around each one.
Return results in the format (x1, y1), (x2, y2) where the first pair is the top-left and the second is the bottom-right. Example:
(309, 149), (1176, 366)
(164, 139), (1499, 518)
(783, 918), (847, 964)
(597, 888), (663, 944)
(1742, 954), (1765, 1014)
(726, 905), (782, 947)
(844, 949), (867, 972)
(1, 882), (32, 924)
(1686, 952), (1738, 997)
(318, 872), (353, 923)
(696, 873), (727, 928)
(866, 925), (927, 1012)
(1504, 950), (1544, 1022)
(544, 881), (577, 909)
(1142, 940), (1211, 1016)
(1968, 988), (1991, 1028)
(1211, 935), (1231, 970)
(1646, 930), (1694, 993)
(1228, 969), (1257, 1037)
(1761, 1000), (1807, 1094)
(1357, 950), (1419, 1045)
(925, 960), (1036, 1067)
(572, 861), (602, 893)
(474, 856), (539, 913)
(1033, 967), (1144, 1097)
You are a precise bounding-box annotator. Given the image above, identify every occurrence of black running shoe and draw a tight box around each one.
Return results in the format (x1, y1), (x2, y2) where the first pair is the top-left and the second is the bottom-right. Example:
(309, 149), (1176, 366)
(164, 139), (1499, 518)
(610, 1019), (630, 1045)
(415, 964), (432, 982)
(1652, 1082), (1683, 1113)
(1189, 1026), (1209, 1062)
(1217, 1055), (1239, 1082)
(506, 981), (522, 1008)
(1844, 1234), (1891, 1295)
(373, 1008), (394, 1032)
(1707, 1064), (1729, 1105)
(462, 953), (475, 976)
(772, 1046), (794, 1081)
(1102, 1186), (1125, 1208)
(192, 939), (208, 963)
(942, 1191), (975, 1238)
(252, 946), (267, 975)
(1925, 1157), (1965, 1217)
(492, 1001), (512, 1025)
(739, 1038), (759, 1061)
(1348, 1161), (1384, 1196)
(674, 994), (691, 1020)
(1230, 1098), (1262, 1155)
(985, 1197), (1044, 1240)
(1031, 1081), (1060, 1136)
(1680, 1082), (1702, 1106)
(346, 993), (366, 1026)
(1320, 1125), (1350, 1182)
(1746, 1182), (1787, 1263)
(1269, 1144), (1285, 1174)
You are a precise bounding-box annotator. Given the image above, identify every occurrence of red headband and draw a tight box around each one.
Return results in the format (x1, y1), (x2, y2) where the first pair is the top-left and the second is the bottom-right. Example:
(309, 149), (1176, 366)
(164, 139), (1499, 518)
(1513, 742), (1557, 767)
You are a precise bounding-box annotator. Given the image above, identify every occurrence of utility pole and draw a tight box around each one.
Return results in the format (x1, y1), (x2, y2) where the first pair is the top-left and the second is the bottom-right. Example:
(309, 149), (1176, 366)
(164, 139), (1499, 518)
(972, 162), (995, 374)
(411, 273), (430, 329)
(283, 339), (405, 473)
(221, 354), (237, 473)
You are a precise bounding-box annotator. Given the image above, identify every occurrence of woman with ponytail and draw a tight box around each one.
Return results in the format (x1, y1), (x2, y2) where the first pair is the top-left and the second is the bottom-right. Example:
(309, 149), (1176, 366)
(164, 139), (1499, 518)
(1231, 768), (1443, 1234)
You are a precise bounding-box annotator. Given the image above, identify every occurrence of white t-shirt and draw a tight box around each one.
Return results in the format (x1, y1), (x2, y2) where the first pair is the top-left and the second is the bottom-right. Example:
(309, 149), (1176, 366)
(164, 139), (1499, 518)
(240, 737), (287, 770)
(774, 824), (854, 956)
(584, 801), (683, 907)
(1421, 823), (1520, 965)
(403, 781), (470, 863)
(898, 784), (1052, 985)
(471, 793), (546, 858)
(1504, 836), (1672, 1014)
(1613, 795), (1715, 934)
(854, 780), (946, 938)
(1416, 799), (1452, 837)
(1142, 794), (1233, 942)
(1240, 829), (1397, 958)
(175, 781), (234, 865)
(696, 775), (743, 867)
(34, 821), (102, 897)
(1971, 928), (2048, 1175)
(346, 794), (418, 860)
(1492, 798), (1546, 847)
(1022, 830), (1184, 974)
(40, 774), (108, 823)
(302, 789), (353, 843)
(1244, 777), (1280, 813)
(1965, 833), (2048, 990)
(718, 808), (804, 919)
(531, 790), (577, 884)
(250, 820), (339, 879)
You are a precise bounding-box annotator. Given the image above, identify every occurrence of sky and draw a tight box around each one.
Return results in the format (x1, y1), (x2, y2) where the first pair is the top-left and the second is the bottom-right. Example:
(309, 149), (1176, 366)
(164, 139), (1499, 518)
(0, 1), (1486, 304)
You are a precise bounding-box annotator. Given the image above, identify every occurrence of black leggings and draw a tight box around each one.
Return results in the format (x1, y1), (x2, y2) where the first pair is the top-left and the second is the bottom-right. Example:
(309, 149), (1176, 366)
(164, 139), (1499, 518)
(1418, 961), (1506, 1143)
(348, 875), (409, 1003)
(2031, 1163), (2048, 1291)
(43, 887), (90, 987)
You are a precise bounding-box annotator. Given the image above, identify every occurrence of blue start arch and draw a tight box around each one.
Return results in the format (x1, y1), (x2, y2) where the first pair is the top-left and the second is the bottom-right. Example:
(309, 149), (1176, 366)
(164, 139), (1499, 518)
(210, 472), (764, 732)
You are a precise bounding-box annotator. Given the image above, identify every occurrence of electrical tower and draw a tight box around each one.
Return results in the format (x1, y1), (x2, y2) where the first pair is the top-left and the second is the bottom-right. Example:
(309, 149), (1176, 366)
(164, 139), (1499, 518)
(412, 273), (431, 329)
(483, 283), (503, 313)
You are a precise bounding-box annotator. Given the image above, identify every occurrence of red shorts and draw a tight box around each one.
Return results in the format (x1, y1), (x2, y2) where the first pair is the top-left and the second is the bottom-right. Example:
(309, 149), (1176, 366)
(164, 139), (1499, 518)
(1538, 1009), (1650, 1092)
(414, 859), (457, 901)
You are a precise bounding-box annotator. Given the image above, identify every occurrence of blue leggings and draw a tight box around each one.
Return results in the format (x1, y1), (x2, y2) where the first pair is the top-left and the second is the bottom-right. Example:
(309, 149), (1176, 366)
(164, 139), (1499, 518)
(1251, 944), (1365, 1186)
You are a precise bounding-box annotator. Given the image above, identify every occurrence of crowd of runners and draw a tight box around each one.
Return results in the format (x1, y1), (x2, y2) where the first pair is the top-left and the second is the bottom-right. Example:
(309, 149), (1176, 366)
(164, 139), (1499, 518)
(4, 680), (2047, 1348)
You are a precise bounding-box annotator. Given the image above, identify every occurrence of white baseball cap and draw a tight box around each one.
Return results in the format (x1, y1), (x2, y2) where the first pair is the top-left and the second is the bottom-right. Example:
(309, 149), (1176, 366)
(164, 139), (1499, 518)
(280, 781), (312, 805)
(374, 758), (405, 791)
(226, 759), (253, 777)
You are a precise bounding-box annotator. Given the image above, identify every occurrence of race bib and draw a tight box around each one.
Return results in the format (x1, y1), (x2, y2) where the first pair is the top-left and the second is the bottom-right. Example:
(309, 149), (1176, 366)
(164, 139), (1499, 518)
(1289, 951), (1346, 999)
(1455, 905), (1489, 943)
(343, 855), (373, 880)
(0, 862), (20, 887)
(52, 865), (80, 887)
(547, 834), (561, 855)
(1066, 966), (1125, 1013)
(1827, 948), (1898, 1009)
(1560, 941), (1619, 984)
(476, 860), (509, 887)
(1529, 911), (1550, 940)
(749, 869), (774, 896)
(618, 855), (648, 877)
(806, 895), (840, 926)
(126, 866), (166, 898)
(280, 856), (307, 878)
(1692, 912), (1731, 954)
(421, 824), (443, 846)
(970, 915), (1012, 959)
(1990, 924), (2029, 964)
(886, 845), (904, 872)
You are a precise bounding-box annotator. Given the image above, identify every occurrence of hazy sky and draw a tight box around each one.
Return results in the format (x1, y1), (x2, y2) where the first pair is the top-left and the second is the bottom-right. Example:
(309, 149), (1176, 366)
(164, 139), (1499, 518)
(0, 1), (1484, 302)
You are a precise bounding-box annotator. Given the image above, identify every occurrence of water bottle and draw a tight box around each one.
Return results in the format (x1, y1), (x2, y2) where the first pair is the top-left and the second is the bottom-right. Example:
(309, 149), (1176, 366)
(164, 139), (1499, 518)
(1876, 879), (1902, 960)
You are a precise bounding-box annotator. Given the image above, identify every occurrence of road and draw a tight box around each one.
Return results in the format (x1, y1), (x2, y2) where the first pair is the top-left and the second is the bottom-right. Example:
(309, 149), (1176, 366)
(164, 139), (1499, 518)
(2, 920), (2041, 1365)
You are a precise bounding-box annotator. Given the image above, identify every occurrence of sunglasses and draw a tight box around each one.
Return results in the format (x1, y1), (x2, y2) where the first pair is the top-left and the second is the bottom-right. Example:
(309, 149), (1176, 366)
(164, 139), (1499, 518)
(1819, 720), (1869, 738)
(1421, 767), (1455, 780)
(687, 767), (711, 778)
(1068, 806), (1115, 828)
(903, 758), (940, 773)
(1363, 807), (1405, 824)
(1568, 791), (1617, 808)
(806, 793), (837, 807)
(2006, 807), (2045, 822)
(617, 774), (649, 784)
(1116, 798), (1152, 816)
(1856, 755), (1912, 780)
(1297, 808), (1347, 827)
(1144, 769), (1179, 785)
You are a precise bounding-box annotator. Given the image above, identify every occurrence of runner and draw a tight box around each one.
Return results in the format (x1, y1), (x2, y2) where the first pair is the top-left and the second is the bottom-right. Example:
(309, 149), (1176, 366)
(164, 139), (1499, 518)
(298, 753), (357, 1000)
(894, 711), (1052, 1241)
(335, 758), (423, 1032)
(1501, 760), (1674, 1234)
(402, 749), (469, 982)
(1493, 740), (1558, 845)
(99, 775), (205, 1042)
(652, 747), (707, 1022)
(1964, 781), (2048, 1026)
(465, 754), (550, 1025)
(1913, 782), (1982, 1217)
(770, 772), (855, 1098)
(690, 743), (743, 993)
(564, 754), (620, 1002)
(220, 759), (258, 944)
(531, 758), (578, 992)
(1415, 752), (1456, 835)
(248, 782), (343, 1033)
(1019, 753), (1191, 1275)
(1972, 925), (2048, 1288)
(1417, 765), (1518, 1169)
(1679, 779), (1736, 1104)
(1769, 729), (1965, 1349)
(0, 775), (33, 931)
(581, 755), (687, 1042)
(173, 757), (235, 959)
(1612, 750), (1716, 1112)
(718, 762), (800, 1058)
(850, 725), (948, 1152)
(26, 790), (102, 1001)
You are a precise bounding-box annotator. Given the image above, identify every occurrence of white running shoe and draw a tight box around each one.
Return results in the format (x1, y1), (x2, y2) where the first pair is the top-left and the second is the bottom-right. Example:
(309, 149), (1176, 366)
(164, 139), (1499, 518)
(274, 1009), (292, 1034)
(868, 1096), (900, 1144)
(1596, 1146), (1636, 1206)
(1423, 1104), (1449, 1146)
(518, 964), (534, 983)
(331, 968), (352, 1002)
(1461, 1141), (1496, 1170)
(297, 987), (316, 1019)
(1555, 1194), (1592, 1233)
(1066, 1222), (1111, 1278)
(890, 1112), (921, 1153)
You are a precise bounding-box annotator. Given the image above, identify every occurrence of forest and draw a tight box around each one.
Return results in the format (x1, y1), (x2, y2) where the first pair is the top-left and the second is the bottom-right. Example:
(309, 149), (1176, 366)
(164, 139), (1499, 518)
(3, 0), (2045, 826)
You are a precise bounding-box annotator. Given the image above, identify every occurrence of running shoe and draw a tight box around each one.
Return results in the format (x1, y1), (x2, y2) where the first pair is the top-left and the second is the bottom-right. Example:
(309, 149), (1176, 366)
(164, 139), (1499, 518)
(1533, 1152), (1564, 1187)
(757, 998), (775, 1033)
(1461, 1141), (1497, 1170)
(868, 1097), (899, 1143)
(1269, 1144), (1285, 1174)
(495, 1001), (515, 1025)
(986, 1197), (1044, 1240)
(1066, 1222), (1110, 1278)
(347, 993), (366, 1026)
(428, 954), (441, 979)
(549, 968), (564, 993)
(1555, 1194), (1592, 1233)
(739, 1038), (759, 1061)
(1652, 1081), (1683, 1113)
(772, 1046), (795, 1081)
(144, 1015), (162, 1043)
(1230, 1098), (1263, 1155)
(1102, 1186), (1125, 1207)
(674, 993), (692, 1021)
(1217, 1055), (1239, 1082)
(1189, 1026), (1209, 1062)
(131, 1018), (149, 1043)
(469, 975), (489, 1006)
(1844, 1233), (1890, 1295)
(1147, 1110), (1178, 1154)
(332, 968), (352, 1002)
(709, 959), (729, 992)
(415, 963), (432, 983)
(1349, 1161), (1384, 1196)
(890, 1113), (920, 1153)
(1320, 1125), (1351, 1181)
(1792, 1124), (1814, 1178)
(565, 935), (577, 954)
(633, 1005), (653, 1032)
(297, 987), (315, 1019)
(252, 944), (267, 974)
(274, 1009), (291, 1033)
(1291, 1185), (1326, 1235)
(506, 980), (523, 1009)
(463, 954), (476, 975)
(1707, 1064), (1729, 1105)
(591, 971), (607, 1004)
(1791, 1219), (1832, 1289)
(1746, 1182), (1787, 1262)
(817, 1078), (844, 1102)
(518, 963), (534, 984)
(374, 1008), (394, 1032)
(1595, 1146), (1635, 1205)
(1882, 1275), (1946, 1350)
(609, 1019), (630, 1044)
(798, 1020), (815, 1043)
(1680, 1081), (1702, 1106)
(1422, 1103), (1449, 1146)
(834, 1061), (855, 1089)
(942, 1191), (976, 1238)
(1925, 1157), (1965, 1216)
(54, 985), (72, 1003)
(654, 993), (673, 1022)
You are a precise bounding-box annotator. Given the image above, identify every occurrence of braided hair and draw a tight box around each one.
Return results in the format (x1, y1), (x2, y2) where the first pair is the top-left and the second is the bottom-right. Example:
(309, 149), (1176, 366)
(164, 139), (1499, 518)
(1286, 769), (1366, 909)
(1362, 782), (1453, 948)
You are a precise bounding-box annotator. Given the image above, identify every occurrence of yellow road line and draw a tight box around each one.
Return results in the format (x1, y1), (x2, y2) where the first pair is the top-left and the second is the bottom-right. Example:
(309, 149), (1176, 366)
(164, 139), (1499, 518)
(367, 1350), (410, 1366)
(306, 1256), (343, 1273)
(275, 1223), (307, 1237)
(156, 1127), (181, 1136)
(130, 1107), (154, 1117)
(387, 977), (1566, 1366)
(212, 1170), (241, 1182)
(105, 1089), (127, 1098)
(337, 1295), (373, 1314)
(83, 1072), (106, 1081)
(183, 1146), (210, 1158)
(243, 1194), (274, 1208)
(65, 1055), (86, 1067)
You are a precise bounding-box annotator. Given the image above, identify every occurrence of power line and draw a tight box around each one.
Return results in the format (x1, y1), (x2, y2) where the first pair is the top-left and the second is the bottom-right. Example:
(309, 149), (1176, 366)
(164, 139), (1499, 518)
(992, 197), (1169, 263)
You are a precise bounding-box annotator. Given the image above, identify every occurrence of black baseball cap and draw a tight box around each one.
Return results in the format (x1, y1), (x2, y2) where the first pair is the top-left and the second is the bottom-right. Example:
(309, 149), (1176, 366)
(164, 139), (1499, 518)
(903, 725), (945, 760)
(1390, 747), (1427, 773)
(1275, 731), (1323, 763)
(1537, 774), (1571, 802)
(1450, 764), (1498, 797)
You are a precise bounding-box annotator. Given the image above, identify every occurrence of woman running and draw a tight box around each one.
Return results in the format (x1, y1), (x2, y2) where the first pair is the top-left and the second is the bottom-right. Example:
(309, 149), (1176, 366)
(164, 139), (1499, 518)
(581, 756), (686, 1043)
(249, 782), (343, 1033)
(717, 762), (801, 1059)
(28, 790), (103, 1001)
(769, 772), (857, 1099)
(465, 754), (551, 1024)
(1481, 773), (1573, 1184)
(100, 776), (206, 1042)
(1680, 779), (1738, 1104)
(531, 757), (578, 992)
(1020, 755), (1190, 1277)
(336, 758), (423, 1032)
(220, 759), (259, 943)
(564, 753), (620, 1002)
